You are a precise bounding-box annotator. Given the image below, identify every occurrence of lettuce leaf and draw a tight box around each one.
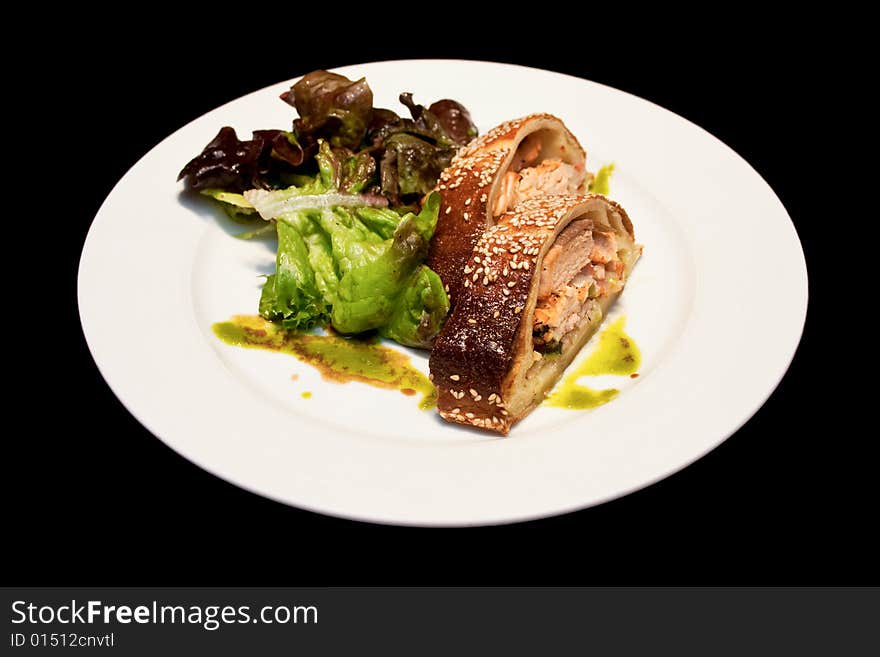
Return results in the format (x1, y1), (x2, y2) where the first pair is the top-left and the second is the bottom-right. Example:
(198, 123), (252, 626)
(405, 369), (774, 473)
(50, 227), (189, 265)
(199, 189), (258, 224)
(380, 133), (451, 200)
(380, 264), (449, 348)
(178, 127), (303, 192)
(233, 223), (277, 241)
(181, 69), (477, 210)
(244, 142), (387, 218)
(254, 164), (449, 347)
(427, 99), (478, 146)
(259, 220), (330, 330)
(328, 194), (441, 337)
(282, 70), (374, 151)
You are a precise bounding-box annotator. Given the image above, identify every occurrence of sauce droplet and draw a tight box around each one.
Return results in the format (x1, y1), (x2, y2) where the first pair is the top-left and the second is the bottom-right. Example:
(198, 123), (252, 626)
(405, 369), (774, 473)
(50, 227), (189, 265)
(545, 316), (641, 410)
(588, 162), (615, 196)
(213, 315), (436, 409)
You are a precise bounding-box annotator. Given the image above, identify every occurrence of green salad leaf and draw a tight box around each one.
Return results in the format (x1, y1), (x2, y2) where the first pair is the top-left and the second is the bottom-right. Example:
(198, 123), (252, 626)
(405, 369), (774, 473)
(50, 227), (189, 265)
(380, 133), (450, 199)
(328, 194), (441, 336)
(248, 142), (449, 347)
(199, 189), (258, 224)
(381, 263), (449, 347)
(259, 220), (330, 330)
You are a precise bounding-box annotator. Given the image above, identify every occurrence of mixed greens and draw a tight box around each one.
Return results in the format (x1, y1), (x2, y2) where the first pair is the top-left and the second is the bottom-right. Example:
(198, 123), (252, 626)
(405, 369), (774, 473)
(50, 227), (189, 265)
(178, 71), (477, 348)
(179, 70), (476, 206)
(251, 143), (448, 348)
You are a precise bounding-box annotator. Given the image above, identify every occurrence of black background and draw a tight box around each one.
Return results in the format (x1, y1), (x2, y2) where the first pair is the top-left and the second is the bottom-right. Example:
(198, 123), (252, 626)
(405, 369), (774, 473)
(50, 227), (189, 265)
(10, 17), (869, 585)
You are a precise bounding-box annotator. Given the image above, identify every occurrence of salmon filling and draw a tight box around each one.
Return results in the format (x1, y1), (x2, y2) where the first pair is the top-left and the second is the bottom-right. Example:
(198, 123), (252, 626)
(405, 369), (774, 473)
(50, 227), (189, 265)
(491, 134), (586, 217)
(532, 220), (624, 354)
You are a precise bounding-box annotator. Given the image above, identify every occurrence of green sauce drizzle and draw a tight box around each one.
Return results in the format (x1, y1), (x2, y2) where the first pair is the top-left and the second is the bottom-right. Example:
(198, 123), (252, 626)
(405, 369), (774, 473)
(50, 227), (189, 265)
(589, 163), (615, 196)
(213, 315), (436, 409)
(545, 316), (640, 410)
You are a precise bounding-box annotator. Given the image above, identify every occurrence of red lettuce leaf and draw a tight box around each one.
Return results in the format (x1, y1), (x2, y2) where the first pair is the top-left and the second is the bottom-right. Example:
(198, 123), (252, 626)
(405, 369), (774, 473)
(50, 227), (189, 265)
(428, 99), (477, 146)
(178, 127), (303, 192)
(179, 70), (478, 204)
(282, 70), (374, 151)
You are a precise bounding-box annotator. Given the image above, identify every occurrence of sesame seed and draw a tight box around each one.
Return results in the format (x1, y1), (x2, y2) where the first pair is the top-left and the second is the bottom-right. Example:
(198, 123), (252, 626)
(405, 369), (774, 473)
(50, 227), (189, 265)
(452, 408), (460, 414)
(493, 310), (500, 318)
(468, 318), (476, 324)
(465, 412), (475, 419)
(464, 198), (471, 205)
(507, 281), (516, 288)
(450, 374), (460, 381)
(445, 206), (452, 214)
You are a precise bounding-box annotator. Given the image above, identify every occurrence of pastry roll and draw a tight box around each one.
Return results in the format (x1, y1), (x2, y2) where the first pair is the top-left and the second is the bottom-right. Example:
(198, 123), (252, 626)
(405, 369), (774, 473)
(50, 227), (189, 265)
(426, 114), (588, 306)
(429, 193), (640, 434)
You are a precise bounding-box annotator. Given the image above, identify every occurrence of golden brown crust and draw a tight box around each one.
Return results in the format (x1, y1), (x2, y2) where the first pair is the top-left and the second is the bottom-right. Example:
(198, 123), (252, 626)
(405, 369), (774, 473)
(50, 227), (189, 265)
(429, 194), (637, 435)
(426, 114), (586, 306)
(426, 150), (507, 306)
(455, 113), (586, 162)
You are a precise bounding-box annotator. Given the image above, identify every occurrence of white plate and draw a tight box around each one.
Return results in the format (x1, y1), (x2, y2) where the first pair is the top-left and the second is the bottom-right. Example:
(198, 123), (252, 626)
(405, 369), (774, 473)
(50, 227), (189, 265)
(78, 60), (807, 526)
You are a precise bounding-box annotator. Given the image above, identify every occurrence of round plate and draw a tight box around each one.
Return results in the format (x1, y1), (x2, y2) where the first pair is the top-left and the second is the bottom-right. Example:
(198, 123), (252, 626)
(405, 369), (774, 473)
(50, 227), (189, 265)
(78, 60), (807, 526)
